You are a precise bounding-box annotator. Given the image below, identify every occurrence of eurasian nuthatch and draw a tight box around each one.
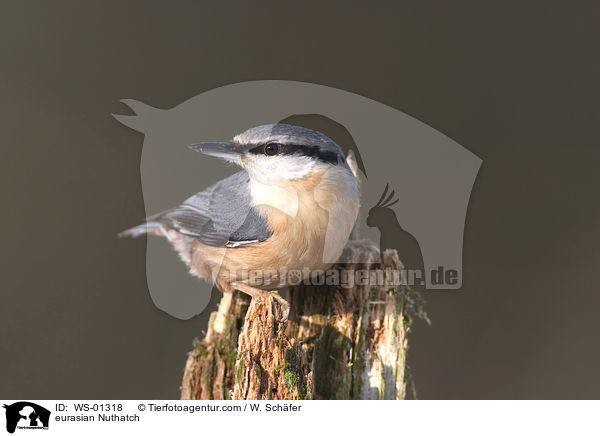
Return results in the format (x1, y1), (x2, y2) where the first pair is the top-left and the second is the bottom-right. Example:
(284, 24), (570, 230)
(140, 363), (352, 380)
(120, 124), (361, 317)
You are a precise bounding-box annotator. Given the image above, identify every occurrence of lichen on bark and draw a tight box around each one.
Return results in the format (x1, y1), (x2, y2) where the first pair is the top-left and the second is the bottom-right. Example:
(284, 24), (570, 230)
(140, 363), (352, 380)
(181, 241), (421, 400)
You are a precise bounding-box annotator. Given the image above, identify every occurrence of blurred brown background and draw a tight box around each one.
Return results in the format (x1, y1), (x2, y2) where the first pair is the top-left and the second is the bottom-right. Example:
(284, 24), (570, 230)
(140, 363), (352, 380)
(1, 1), (599, 399)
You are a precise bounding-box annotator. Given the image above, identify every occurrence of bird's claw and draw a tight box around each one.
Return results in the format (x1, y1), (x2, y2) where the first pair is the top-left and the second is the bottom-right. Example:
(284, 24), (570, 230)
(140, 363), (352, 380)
(270, 292), (290, 323)
(230, 282), (290, 323)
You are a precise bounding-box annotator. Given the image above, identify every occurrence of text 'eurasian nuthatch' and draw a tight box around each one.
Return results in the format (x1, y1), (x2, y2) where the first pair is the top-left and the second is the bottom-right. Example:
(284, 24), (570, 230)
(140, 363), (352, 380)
(120, 124), (361, 318)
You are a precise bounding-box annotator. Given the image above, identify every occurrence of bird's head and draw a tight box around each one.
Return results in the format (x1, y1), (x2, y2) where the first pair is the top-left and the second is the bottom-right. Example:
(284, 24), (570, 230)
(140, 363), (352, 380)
(189, 124), (349, 184)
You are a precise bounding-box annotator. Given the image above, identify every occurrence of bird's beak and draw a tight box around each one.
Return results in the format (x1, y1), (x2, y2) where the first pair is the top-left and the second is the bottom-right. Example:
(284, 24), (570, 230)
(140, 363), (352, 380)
(188, 142), (241, 162)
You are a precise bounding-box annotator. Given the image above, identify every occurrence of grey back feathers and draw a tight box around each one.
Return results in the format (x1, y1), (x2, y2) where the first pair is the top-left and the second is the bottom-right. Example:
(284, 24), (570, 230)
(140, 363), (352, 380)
(120, 171), (272, 247)
(119, 124), (346, 245)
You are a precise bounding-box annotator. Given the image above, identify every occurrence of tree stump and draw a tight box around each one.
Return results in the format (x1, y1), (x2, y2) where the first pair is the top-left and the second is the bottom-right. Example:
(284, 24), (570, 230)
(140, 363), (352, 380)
(180, 240), (420, 400)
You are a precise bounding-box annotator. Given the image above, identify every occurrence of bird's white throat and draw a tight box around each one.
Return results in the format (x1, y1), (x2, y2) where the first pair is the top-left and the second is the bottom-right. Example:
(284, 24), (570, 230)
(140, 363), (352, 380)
(248, 178), (299, 218)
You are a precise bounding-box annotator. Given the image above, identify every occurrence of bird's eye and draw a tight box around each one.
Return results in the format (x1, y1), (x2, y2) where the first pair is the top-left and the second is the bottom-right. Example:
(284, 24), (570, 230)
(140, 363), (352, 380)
(264, 142), (281, 156)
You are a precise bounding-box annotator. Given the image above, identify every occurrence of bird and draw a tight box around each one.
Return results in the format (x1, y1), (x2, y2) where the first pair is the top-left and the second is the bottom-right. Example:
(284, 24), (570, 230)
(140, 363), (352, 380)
(366, 184), (424, 289)
(120, 123), (361, 319)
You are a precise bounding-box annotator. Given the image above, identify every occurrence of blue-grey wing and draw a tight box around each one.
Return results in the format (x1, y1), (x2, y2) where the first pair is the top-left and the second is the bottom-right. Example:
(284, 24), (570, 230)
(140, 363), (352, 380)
(151, 171), (271, 247)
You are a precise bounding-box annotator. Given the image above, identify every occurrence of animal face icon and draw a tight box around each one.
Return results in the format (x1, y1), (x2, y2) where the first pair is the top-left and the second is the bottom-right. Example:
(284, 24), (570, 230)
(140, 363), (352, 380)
(18, 407), (35, 426)
(3, 402), (50, 434)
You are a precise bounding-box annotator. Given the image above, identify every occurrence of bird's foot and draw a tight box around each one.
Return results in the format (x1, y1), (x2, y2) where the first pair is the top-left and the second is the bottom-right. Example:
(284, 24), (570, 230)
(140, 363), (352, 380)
(231, 282), (290, 322)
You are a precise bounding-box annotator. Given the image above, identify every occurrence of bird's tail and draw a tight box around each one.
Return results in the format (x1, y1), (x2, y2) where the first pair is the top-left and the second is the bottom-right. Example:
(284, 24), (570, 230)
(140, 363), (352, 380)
(118, 221), (161, 238)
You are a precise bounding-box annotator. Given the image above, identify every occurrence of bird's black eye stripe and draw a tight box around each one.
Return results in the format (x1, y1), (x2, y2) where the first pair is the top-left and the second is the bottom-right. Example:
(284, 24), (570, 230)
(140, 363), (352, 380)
(248, 143), (341, 165)
(249, 142), (281, 156)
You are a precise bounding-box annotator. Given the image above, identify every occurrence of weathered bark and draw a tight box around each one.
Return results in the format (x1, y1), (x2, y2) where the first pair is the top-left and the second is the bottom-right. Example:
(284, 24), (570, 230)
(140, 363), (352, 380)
(180, 290), (250, 400)
(181, 240), (414, 400)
